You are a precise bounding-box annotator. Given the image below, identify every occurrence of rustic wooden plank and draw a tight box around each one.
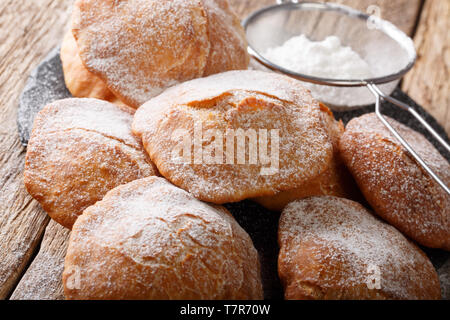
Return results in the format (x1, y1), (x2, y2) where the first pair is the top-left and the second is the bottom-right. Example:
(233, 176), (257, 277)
(0, 0), (71, 299)
(402, 0), (450, 135)
(229, 0), (273, 19)
(229, 0), (422, 36)
(9, 221), (70, 300)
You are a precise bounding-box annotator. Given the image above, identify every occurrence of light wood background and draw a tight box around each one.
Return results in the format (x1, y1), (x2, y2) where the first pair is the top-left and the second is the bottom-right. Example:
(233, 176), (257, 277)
(0, 0), (448, 300)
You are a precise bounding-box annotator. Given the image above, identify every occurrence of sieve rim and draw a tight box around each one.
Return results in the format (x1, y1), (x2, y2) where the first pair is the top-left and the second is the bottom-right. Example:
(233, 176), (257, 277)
(242, 2), (417, 87)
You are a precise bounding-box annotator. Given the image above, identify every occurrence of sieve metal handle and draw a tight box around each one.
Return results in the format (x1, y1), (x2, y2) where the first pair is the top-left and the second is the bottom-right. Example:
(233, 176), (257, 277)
(367, 84), (450, 195)
(256, 0), (450, 195)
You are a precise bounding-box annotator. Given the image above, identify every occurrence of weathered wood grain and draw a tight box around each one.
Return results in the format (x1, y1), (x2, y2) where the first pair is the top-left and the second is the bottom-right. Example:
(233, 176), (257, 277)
(9, 221), (70, 300)
(0, 0), (71, 299)
(229, 0), (273, 19)
(229, 0), (422, 36)
(402, 0), (450, 135)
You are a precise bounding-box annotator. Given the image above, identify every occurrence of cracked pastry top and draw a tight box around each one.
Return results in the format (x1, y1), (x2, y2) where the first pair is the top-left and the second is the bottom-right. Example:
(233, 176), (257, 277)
(24, 98), (157, 229)
(133, 70), (336, 204)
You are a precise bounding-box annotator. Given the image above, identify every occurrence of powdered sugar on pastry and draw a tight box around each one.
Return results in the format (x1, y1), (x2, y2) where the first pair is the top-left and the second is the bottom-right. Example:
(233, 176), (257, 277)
(133, 70), (334, 204)
(339, 113), (450, 250)
(278, 196), (441, 300)
(63, 177), (263, 300)
(72, 0), (248, 108)
(252, 104), (360, 211)
(32, 98), (139, 149)
(264, 35), (373, 80)
(201, 0), (249, 75)
(60, 30), (121, 104)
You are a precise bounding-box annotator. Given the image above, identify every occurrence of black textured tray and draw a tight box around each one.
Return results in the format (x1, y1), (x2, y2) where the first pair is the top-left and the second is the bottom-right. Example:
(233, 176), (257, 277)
(17, 48), (450, 299)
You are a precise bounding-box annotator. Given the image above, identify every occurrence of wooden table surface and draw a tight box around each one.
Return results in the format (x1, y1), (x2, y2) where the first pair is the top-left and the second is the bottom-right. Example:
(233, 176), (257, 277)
(0, 0), (448, 300)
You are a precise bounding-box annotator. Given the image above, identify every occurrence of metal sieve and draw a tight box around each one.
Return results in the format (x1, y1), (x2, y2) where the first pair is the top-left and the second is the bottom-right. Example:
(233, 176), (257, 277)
(243, 0), (450, 194)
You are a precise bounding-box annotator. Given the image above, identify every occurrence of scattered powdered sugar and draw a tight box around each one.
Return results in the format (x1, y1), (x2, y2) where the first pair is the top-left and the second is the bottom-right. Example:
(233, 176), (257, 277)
(438, 258), (450, 299)
(65, 177), (262, 299)
(279, 196), (440, 299)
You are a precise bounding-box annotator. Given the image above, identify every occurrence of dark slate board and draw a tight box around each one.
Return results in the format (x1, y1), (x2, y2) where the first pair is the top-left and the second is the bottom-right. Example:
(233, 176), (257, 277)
(17, 47), (449, 299)
(17, 47), (71, 146)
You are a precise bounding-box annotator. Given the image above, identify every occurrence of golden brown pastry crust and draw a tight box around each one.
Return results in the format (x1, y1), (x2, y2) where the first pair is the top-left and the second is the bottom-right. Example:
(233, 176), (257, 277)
(201, 0), (249, 76)
(253, 104), (361, 211)
(278, 196), (441, 300)
(72, 0), (248, 108)
(60, 30), (124, 105)
(132, 70), (335, 204)
(24, 98), (157, 229)
(63, 176), (263, 300)
(339, 113), (450, 250)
